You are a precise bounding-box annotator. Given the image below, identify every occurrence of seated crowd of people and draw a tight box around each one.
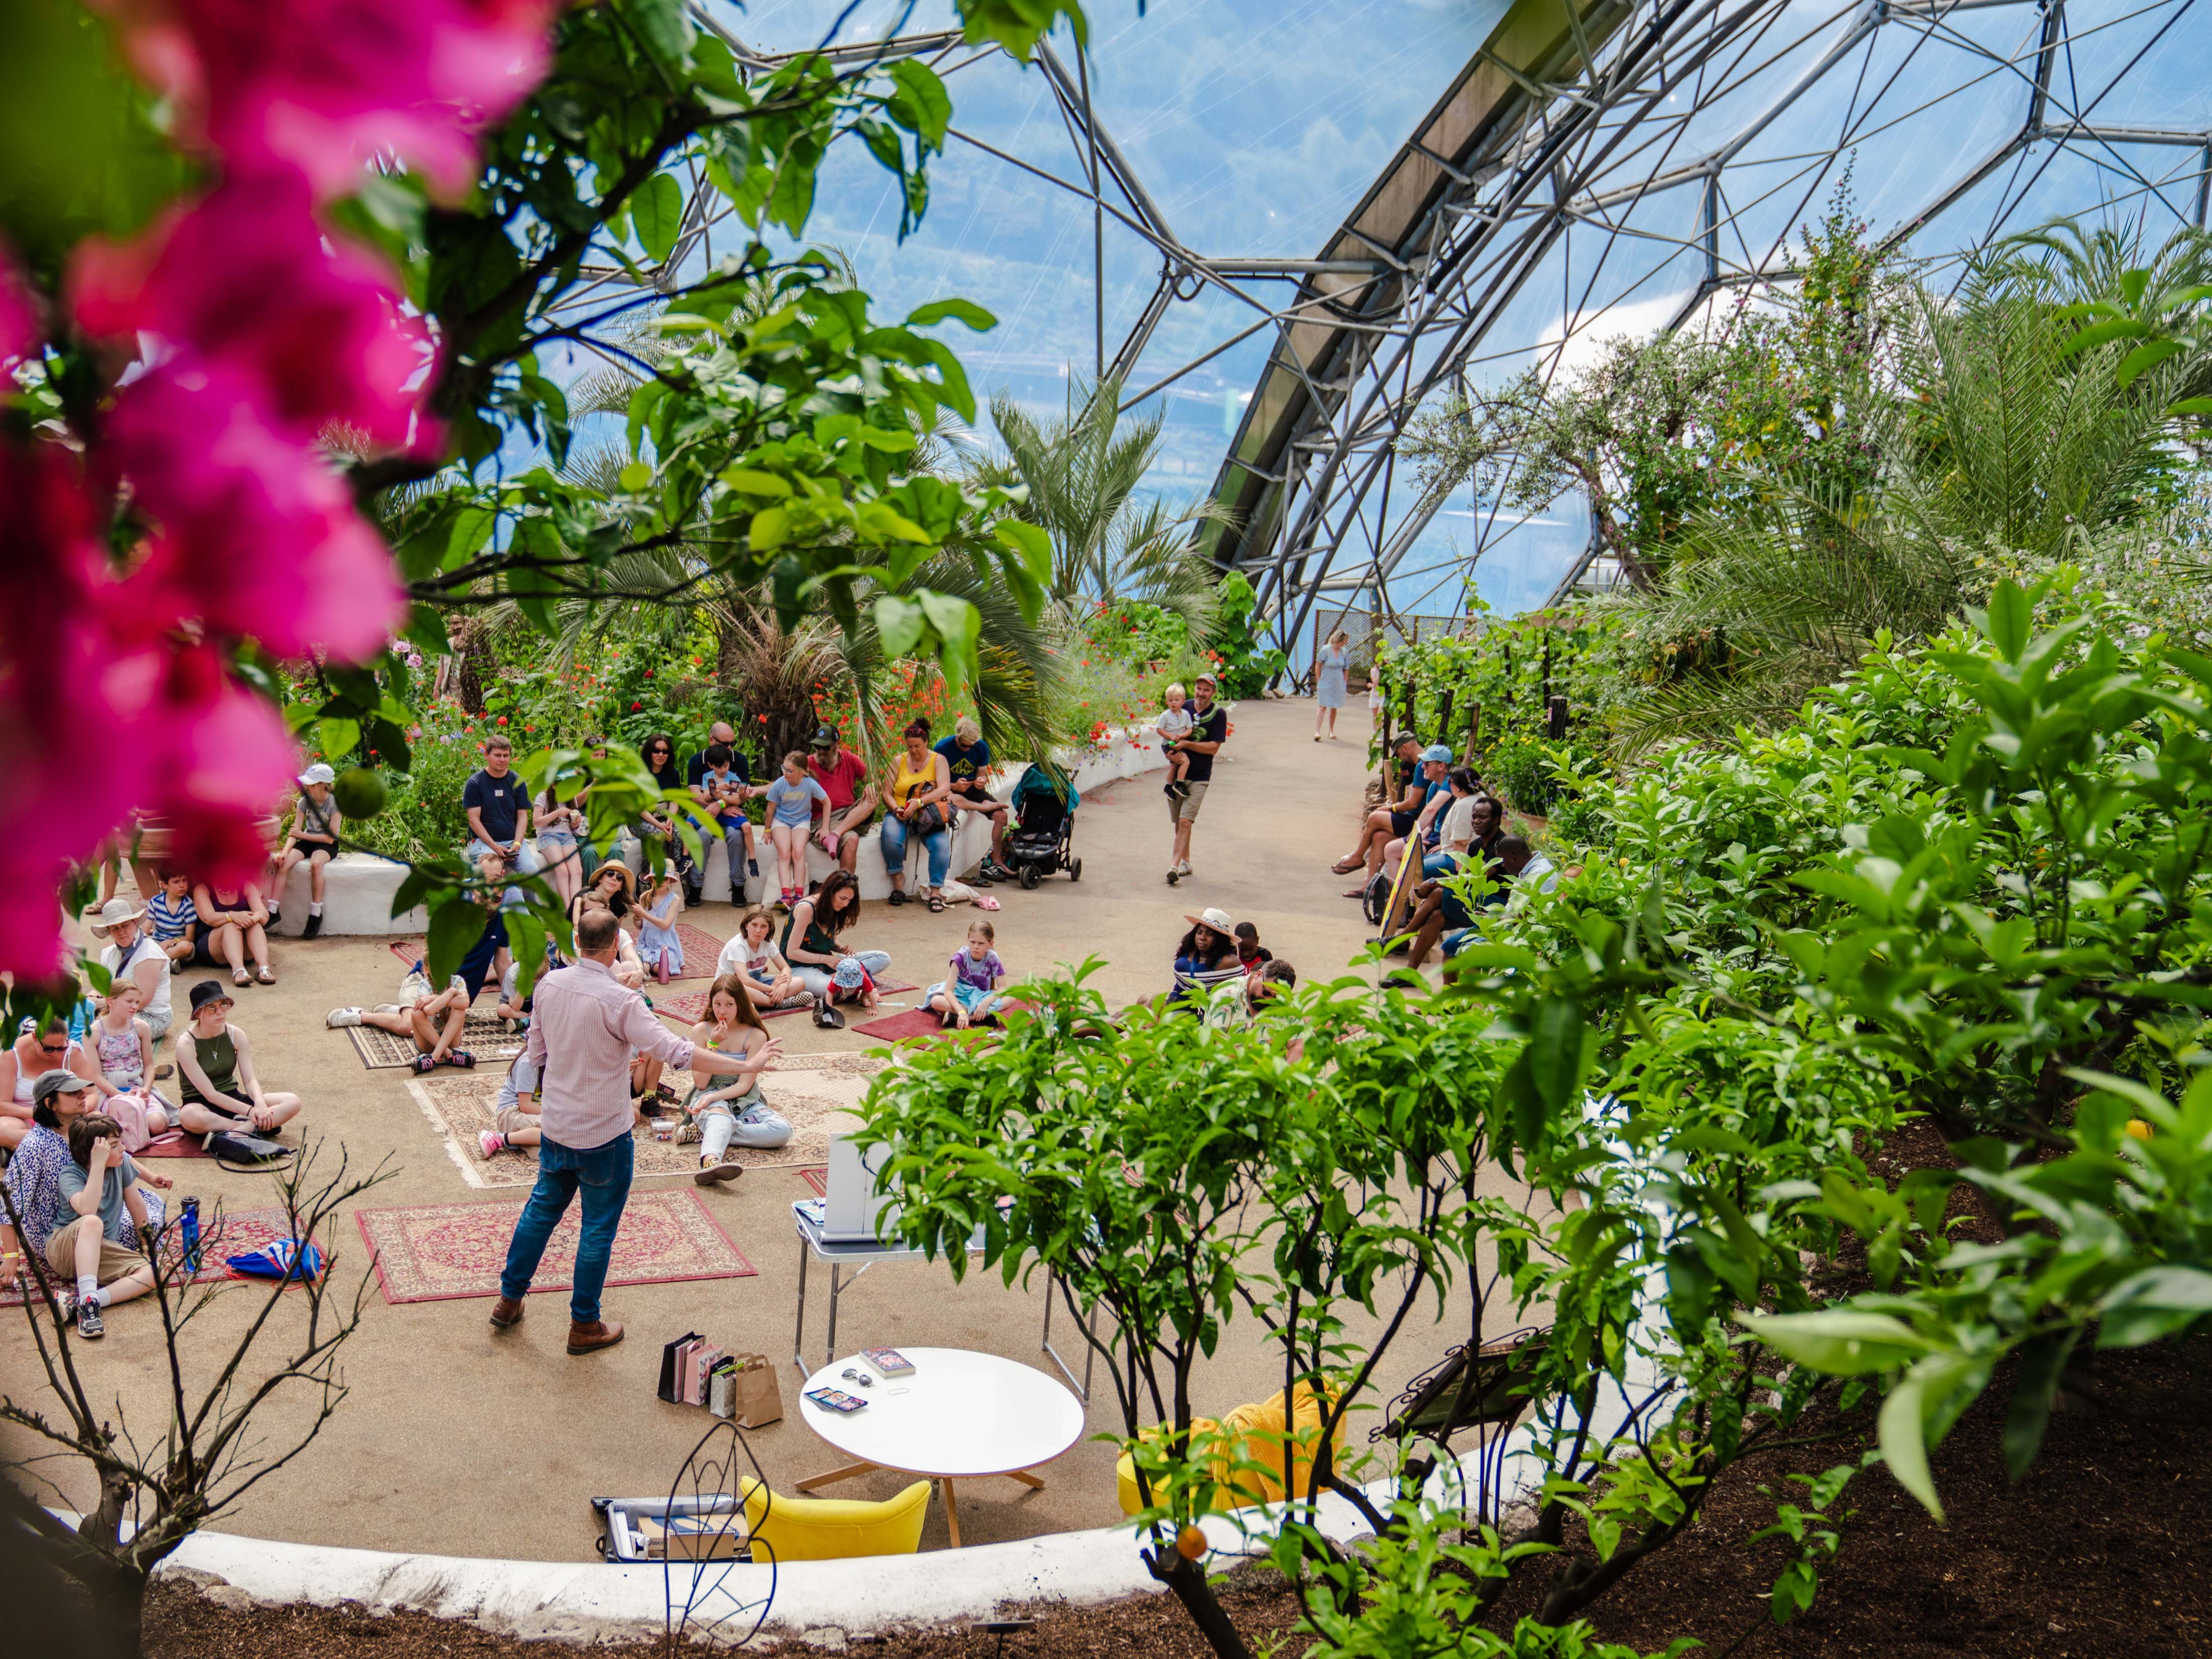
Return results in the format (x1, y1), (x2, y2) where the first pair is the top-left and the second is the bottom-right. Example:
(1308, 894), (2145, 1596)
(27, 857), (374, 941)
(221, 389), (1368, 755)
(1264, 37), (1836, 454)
(1329, 733), (1561, 969)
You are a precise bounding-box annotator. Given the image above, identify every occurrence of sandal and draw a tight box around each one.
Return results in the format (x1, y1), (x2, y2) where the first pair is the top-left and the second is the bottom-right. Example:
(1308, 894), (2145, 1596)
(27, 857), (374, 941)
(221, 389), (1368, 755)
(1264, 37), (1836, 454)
(232, 969), (250, 987)
(926, 894), (946, 913)
(254, 965), (276, 985)
(888, 889), (906, 907)
(1330, 857), (1365, 875)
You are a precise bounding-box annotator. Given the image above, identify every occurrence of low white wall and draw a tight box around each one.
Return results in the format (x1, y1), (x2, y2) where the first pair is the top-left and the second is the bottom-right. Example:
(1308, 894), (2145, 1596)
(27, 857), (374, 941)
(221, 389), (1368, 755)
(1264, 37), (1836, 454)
(270, 853), (428, 937)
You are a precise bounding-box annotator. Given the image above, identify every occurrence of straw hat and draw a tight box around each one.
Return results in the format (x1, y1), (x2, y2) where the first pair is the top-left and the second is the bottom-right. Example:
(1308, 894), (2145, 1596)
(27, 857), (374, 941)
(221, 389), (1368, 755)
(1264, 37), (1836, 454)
(1184, 908), (1234, 933)
(87, 897), (147, 935)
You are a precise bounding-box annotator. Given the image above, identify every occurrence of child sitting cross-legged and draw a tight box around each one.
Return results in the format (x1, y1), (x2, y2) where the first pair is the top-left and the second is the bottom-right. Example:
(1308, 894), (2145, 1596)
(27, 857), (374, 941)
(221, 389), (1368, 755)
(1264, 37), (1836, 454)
(680, 973), (789, 1187)
(478, 1054), (545, 1160)
(925, 920), (1008, 1031)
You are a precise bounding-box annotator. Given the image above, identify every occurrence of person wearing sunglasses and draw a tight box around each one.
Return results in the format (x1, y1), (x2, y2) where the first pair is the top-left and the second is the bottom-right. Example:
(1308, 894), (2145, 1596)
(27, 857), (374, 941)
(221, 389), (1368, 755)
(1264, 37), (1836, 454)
(634, 734), (701, 905)
(0, 1019), (104, 1155)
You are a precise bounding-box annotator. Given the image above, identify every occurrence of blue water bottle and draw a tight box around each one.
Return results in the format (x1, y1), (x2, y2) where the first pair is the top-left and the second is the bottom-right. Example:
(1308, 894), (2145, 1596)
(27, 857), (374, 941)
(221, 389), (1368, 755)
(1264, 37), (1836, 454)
(180, 1197), (201, 1274)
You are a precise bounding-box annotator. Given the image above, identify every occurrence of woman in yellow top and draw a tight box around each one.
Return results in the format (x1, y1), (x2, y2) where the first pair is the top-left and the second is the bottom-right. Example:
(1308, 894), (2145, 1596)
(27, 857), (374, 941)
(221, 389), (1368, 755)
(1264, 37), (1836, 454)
(879, 717), (955, 911)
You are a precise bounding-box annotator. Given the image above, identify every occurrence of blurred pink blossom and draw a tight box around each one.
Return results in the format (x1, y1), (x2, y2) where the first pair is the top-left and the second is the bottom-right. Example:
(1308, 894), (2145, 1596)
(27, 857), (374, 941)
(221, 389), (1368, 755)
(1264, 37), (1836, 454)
(92, 0), (559, 200)
(104, 362), (406, 659)
(72, 178), (429, 449)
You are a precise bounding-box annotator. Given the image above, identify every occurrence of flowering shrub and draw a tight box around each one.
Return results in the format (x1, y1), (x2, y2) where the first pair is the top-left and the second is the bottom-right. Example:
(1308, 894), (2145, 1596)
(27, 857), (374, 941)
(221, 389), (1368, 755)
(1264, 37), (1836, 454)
(0, 0), (557, 974)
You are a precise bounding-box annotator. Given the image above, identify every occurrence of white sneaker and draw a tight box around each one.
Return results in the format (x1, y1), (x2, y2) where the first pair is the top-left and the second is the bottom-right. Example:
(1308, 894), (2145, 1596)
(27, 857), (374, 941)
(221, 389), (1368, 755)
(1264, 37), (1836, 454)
(1173, 860), (1193, 878)
(326, 1007), (365, 1028)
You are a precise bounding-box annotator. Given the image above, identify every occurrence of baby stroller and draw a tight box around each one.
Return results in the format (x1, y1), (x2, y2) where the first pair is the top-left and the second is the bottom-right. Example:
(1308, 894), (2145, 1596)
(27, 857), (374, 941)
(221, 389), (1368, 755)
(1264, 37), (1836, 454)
(1002, 763), (1082, 890)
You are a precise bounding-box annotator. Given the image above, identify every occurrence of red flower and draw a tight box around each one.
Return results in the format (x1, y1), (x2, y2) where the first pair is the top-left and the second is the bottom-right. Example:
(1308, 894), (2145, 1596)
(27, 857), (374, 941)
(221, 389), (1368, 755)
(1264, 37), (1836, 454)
(495, 715), (507, 726)
(630, 700), (642, 711)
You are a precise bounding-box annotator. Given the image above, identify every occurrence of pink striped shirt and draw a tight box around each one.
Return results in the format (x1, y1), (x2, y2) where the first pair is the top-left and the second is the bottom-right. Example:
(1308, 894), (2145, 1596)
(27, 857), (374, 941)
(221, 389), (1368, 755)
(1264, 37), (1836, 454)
(522, 957), (695, 1148)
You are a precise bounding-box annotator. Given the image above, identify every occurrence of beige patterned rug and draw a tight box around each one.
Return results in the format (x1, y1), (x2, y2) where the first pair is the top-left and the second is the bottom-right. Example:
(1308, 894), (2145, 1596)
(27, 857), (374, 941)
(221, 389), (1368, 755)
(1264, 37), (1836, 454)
(345, 1011), (528, 1070)
(407, 1060), (885, 1190)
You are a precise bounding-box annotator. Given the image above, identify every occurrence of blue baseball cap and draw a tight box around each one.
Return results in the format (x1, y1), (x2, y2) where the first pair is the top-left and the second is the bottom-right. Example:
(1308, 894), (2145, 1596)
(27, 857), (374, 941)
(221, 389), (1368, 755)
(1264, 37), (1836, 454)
(1421, 745), (1454, 764)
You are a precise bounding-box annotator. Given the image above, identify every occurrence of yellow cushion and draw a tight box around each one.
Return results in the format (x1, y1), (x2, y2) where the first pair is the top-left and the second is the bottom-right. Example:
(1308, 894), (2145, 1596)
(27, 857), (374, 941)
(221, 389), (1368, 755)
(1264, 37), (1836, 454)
(738, 1477), (931, 1560)
(1114, 1416), (1221, 1517)
(1218, 1382), (1340, 1505)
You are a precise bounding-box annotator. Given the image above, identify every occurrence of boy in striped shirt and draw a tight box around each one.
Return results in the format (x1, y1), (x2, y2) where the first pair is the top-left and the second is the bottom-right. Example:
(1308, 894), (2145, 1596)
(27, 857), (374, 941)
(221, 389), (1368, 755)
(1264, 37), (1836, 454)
(142, 872), (198, 971)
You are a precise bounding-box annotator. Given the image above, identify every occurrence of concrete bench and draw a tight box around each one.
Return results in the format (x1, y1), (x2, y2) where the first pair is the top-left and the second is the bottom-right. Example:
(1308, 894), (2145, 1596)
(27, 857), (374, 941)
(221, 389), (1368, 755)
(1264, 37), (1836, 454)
(272, 727), (1170, 933)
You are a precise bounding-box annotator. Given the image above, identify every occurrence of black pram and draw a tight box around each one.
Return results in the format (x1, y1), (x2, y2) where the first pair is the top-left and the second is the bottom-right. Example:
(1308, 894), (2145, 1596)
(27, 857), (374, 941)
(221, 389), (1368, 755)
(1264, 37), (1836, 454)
(1002, 763), (1082, 890)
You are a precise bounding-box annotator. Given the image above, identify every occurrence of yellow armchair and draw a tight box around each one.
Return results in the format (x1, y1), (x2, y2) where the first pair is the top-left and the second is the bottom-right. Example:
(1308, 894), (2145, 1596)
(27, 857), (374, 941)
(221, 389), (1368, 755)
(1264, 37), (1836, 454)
(738, 1477), (932, 1560)
(1217, 1381), (1342, 1505)
(1114, 1415), (1222, 1517)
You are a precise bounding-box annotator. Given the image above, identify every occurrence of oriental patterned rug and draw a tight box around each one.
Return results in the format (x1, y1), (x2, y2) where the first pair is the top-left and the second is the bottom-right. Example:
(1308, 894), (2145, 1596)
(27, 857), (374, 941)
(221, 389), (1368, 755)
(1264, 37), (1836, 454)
(407, 1061), (883, 1191)
(345, 1012), (528, 1070)
(353, 1189), (753, 1305)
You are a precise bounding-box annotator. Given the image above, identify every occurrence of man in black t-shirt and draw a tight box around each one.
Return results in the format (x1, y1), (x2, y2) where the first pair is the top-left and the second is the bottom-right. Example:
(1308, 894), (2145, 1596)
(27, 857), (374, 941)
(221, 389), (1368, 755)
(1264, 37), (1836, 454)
(686, 721), (758, 894)
(463, 735), (542, 903)
(1164, 672), (1228, 886)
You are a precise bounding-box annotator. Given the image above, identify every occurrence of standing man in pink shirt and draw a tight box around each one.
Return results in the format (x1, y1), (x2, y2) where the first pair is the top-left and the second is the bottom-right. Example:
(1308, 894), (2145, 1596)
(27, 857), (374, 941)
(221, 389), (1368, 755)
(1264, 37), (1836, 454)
(491, 909), (779, 1354)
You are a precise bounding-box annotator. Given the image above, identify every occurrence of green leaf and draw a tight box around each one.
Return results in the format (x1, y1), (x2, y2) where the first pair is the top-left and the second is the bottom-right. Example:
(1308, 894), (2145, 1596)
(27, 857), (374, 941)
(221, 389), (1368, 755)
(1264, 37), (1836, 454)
(749, 504), (791, 552)
(627, 0), (695, 63)
(721, 468), (793, 496)
(617, 461), (654, 493)
(632, 172), (685, 265)
(1878, 1357), (1961, 1521)
(1738, 1310), (1932, 1376)
(2002, 1329), (2078, 1480)
(875, 594), (926, 659)
(1984, 579), (2031, 664)
(907, 297), (998, 331)
(2099, 1265), (2212, 1347)
(317, 717), (362, 764)
(425, 896), (491, 990)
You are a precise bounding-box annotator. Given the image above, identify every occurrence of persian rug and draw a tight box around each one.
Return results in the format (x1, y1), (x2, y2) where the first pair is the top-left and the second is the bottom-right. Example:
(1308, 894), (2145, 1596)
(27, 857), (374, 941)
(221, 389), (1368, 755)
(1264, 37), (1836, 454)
(408, 1063), (880, 1191)
(850, 1004), (1031, 1043)
(345, 1013), (527, 1070)
(797, 1167), (828, 1197)
(353, 1189), (754, 1304)
(0, 1204), (322, 1307)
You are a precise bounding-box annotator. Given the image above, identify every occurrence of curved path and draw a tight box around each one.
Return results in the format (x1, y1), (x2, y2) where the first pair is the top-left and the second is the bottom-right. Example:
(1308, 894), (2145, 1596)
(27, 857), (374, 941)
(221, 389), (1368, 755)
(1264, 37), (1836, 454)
(5, 697), (1512, 1563)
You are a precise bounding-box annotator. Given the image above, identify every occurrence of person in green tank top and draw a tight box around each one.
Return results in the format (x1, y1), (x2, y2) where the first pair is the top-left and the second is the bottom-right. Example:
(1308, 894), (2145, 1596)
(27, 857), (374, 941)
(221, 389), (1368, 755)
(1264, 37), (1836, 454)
(174, 981), (304, 1144)
(778, 870), (889, 1011)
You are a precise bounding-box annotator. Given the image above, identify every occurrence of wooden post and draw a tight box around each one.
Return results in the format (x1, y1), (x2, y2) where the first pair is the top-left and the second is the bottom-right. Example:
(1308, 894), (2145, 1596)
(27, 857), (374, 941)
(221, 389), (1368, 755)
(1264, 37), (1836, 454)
(1435, 688), (1455, 749)
(1547, 696), (1568, 741)
(1466, 704), (1481, 762)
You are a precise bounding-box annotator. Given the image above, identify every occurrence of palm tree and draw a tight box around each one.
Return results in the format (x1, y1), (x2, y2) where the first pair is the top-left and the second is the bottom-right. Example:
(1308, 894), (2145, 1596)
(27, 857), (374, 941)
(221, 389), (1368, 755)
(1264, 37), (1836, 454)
(976, 380), (1228, 637)
(1611, 247), (2208, 750)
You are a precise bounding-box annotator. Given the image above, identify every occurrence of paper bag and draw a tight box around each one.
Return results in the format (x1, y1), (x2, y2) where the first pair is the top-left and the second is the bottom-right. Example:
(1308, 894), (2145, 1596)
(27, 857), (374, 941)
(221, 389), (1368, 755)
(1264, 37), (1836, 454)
(658, 1331), (702, 1403)
(727, 1351), (782, 1428)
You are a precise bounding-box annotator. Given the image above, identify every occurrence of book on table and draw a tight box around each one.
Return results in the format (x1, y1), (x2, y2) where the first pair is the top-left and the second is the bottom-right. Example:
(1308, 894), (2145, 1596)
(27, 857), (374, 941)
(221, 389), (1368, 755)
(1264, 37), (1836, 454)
(861, 1346), (914, 1376)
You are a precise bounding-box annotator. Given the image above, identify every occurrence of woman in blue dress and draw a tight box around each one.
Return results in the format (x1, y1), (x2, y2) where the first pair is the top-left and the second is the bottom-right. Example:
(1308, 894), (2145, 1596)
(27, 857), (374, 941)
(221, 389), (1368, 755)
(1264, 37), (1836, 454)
(1314, 628), (1351, 741)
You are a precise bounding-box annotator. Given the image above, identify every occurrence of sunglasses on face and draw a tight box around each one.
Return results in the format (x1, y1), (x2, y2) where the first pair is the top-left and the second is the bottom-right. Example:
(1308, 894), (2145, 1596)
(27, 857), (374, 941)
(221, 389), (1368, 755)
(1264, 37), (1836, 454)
(649, 746), (670, 756)
(39, 1042), (66, 1054)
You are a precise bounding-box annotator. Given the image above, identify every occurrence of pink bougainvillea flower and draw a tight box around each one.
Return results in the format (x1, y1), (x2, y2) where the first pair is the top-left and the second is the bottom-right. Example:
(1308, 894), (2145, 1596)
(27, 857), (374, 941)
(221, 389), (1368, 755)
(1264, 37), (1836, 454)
(145, 647), (298, 886)
(104, 360), (406, 660)
(72, 177), (429, 449)
(0, 445), (152, 973)
(0, 246), (39, 370)
(93, 0), (560, 201)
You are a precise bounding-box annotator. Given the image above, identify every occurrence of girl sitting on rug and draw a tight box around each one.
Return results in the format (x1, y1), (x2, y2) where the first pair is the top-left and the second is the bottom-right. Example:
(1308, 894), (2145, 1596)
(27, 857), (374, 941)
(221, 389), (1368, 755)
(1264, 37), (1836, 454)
(89, 984), (172, 1151)
(712, 905), (811, 1013)
(924, 920), (1008, 1032)
(478, 1054), (544, 1160)
(680, 974), (789, 1187)
(637, 872), (685, 985)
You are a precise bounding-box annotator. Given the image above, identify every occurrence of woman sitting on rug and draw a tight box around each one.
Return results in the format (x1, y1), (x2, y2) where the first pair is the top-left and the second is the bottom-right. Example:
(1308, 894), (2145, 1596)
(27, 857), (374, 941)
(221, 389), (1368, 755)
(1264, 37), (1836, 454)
(780, 870), (889, 1014)
(679, 974), (790, 1188)
(0, 1018), (105, 1154)
(571, 860), (637, 934)
(1171, 908), (1241, 1010)
(175, 980), (303, 1144)
(715, 905), (810, 1012)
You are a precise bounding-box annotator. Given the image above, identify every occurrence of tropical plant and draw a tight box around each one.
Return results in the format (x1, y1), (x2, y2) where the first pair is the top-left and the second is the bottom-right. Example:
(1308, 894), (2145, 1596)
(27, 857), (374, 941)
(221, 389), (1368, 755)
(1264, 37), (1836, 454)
(979, 379), (1229, 637)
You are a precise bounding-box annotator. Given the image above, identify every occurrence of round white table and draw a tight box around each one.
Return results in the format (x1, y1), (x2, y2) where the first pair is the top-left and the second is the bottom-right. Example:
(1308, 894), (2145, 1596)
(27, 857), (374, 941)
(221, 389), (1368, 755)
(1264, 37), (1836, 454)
(796, 1347), (1085, 1547)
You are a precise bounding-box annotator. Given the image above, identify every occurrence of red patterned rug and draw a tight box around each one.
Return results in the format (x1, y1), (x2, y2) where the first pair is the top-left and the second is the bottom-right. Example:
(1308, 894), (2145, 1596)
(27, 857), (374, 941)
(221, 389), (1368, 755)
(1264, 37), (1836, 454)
(851, 1004), (1030, 1043)
(0, 1204), (321, 1307)
(798, 1166), (828, 1196)
(655, 975), (920, 1027)
(352, 1189), (755, 1304)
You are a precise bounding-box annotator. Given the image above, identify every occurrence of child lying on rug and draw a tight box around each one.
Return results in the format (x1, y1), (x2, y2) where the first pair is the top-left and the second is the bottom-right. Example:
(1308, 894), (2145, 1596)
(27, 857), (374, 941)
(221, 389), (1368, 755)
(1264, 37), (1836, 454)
(679, 975), (790, 1187)
(478, 1055), (544, 1161)
(326, 967), (476, 1071)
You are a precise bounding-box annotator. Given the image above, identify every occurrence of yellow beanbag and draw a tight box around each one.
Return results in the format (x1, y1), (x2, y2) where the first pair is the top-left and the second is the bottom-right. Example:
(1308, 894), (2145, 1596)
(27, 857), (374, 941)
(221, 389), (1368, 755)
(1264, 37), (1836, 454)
(1114, 1416), (1222, 1517)
(739, 1476), (931, 1560)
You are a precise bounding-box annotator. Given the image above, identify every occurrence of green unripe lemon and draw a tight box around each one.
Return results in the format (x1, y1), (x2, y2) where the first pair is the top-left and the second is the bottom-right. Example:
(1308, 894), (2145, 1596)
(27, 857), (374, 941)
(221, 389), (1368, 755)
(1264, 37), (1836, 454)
(333, 766), (388, 821)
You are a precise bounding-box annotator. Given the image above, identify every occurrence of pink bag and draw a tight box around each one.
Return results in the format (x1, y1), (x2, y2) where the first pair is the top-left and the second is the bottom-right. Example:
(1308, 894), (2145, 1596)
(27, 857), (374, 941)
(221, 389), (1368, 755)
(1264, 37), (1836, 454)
(103, 1090), (166, 1154)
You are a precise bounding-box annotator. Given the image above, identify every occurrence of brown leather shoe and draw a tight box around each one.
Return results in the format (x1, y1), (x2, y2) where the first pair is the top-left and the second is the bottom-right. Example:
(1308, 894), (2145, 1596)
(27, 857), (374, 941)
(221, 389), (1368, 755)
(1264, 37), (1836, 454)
(566, 1319), (624, 1356)
(489, 1295), (524, 1329)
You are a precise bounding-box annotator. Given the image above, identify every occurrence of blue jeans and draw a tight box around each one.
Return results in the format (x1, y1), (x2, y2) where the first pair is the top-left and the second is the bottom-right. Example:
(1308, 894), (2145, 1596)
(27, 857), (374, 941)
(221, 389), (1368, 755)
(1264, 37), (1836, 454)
(879, 814), (950, 887)
(498, 1129), (634, 1324)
